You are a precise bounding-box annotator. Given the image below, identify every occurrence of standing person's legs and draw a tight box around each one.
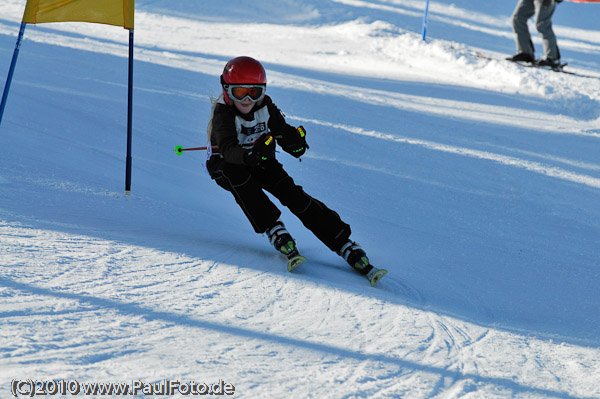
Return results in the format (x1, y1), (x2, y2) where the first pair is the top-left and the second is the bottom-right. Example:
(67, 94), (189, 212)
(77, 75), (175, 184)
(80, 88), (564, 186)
(511, 0), (536, 57)
(534, 0), (559, 60)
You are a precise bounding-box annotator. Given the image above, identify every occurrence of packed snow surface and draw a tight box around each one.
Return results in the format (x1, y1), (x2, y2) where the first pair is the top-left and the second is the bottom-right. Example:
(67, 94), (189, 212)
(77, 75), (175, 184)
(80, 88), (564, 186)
(1, 0), (599, 398)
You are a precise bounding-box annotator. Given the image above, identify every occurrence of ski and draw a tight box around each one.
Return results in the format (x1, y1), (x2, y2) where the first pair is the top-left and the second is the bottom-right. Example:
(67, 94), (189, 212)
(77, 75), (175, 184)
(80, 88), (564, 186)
(508, 59), (597, 78)
(280, 240), (387, 286)
(472, 51), (597, 78)
(513, 61), (596, 77)
(514, 60), (568, 73)
(287, 255), (306, 272)
(285, 254), (387, 287)
(366, 267), (388, 287)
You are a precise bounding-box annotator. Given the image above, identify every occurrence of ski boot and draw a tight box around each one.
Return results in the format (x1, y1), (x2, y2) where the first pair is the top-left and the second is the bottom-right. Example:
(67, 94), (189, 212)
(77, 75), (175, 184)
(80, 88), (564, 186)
(337, 240), (387, 286)
(266, 221), (305, 272)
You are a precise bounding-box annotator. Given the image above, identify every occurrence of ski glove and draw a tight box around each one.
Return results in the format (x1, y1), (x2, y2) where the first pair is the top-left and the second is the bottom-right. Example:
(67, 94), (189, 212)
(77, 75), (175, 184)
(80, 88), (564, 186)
(244, 133), (276, 167)
(281, 126), (309, 158)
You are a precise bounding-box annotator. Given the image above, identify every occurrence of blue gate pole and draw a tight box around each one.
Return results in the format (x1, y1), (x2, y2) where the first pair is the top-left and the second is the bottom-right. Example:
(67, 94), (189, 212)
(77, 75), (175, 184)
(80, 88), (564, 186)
(125, 28), (134, 194)
(0, 22), (27, 127)
(422, 0), (430, 41)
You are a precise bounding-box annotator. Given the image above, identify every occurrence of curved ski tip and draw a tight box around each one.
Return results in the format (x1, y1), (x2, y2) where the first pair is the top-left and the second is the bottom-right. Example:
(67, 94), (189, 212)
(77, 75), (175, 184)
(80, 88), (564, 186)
(287, 255), (306, 272)
(369, 269), (388, 287)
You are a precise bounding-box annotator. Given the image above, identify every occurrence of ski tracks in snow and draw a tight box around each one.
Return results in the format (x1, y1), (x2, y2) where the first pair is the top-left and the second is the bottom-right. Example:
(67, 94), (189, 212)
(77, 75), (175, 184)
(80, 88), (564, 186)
(420, 314), (491, 397)
(379, 274), (425, 305)
(2, 221), (600, 398)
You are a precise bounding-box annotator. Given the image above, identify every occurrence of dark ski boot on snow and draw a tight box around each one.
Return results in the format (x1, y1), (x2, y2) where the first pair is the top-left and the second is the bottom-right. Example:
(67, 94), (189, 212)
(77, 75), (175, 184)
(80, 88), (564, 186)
(267, 221), (306, 272)
(337, 241), (387, 286)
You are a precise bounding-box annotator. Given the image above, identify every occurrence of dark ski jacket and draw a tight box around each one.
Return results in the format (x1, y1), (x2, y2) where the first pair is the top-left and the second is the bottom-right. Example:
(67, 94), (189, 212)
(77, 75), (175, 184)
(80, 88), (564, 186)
(209, 95), (303, 165)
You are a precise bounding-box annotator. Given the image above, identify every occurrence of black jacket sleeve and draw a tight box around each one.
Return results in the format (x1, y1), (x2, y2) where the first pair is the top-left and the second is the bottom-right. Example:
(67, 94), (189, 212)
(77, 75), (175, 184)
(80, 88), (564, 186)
(210, 96), (306, 164)
(266, 100), (305, 150)
(210, 103), (247, 165)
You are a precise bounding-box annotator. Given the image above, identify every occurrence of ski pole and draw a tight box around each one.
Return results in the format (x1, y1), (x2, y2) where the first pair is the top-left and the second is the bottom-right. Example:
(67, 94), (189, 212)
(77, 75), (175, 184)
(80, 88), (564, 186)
(174, 145), (219, 155)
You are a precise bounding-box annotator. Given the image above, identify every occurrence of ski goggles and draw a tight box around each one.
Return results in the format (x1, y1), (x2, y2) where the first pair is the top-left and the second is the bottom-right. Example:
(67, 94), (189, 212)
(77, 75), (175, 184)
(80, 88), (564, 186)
(225, 84), (266, 103)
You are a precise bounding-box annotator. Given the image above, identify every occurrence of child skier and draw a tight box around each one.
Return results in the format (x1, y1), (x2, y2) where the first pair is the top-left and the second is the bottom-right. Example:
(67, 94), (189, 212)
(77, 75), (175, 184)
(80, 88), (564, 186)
(205, 56), (387, 286)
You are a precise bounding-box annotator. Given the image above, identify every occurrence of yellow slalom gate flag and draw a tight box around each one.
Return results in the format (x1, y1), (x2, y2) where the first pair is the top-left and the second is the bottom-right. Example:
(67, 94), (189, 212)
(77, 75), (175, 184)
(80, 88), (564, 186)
(22, 0), (134, 29)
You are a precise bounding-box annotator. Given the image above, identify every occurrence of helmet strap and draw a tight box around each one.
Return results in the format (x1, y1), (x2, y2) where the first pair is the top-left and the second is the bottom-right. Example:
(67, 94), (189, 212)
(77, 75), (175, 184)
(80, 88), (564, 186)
(220, 75), (231, 105)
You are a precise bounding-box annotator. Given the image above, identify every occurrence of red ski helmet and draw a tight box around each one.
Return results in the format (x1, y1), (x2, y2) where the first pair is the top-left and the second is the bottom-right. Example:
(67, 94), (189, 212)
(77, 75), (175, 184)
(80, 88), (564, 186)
(220, 56), (267, 105)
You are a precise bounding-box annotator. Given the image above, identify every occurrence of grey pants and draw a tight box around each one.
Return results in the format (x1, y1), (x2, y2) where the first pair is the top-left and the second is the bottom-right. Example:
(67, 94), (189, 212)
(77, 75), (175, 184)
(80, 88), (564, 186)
(511, 0), (559, 60)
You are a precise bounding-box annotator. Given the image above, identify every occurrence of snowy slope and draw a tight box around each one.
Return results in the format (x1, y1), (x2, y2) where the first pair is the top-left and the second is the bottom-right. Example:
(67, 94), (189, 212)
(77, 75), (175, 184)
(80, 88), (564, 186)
(1, 0), (599, 398)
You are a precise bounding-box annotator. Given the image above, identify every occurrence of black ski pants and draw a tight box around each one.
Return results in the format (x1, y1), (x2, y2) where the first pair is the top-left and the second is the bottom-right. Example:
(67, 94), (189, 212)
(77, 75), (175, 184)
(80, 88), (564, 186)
(207, 156), (351, 252)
